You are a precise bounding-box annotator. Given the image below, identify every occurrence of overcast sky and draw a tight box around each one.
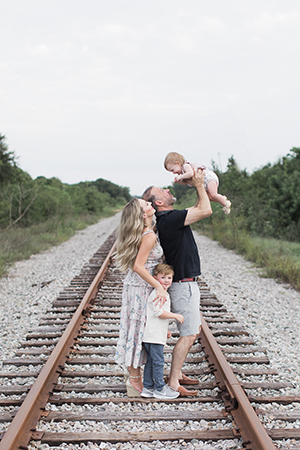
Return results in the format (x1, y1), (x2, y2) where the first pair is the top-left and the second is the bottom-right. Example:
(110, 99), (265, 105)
(1, 1), (300, 196)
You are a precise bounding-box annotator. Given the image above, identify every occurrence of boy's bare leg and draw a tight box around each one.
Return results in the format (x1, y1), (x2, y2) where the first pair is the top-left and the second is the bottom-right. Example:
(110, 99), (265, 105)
(168, 334), (197, 390)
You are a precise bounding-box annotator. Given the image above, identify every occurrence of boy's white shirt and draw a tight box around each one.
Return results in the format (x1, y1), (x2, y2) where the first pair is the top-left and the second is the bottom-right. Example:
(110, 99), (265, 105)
(143, 288), (170, 346)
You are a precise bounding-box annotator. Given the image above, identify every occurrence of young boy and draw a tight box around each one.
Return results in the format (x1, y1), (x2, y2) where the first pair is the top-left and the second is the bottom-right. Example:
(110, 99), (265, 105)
(141, 263), (185, 399)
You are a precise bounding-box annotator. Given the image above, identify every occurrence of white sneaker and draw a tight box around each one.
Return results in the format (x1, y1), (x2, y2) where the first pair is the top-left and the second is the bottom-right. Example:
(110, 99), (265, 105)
(141, 387), (155, 398)
(222, 200), (231, 215)
(153, 385), (179, 399)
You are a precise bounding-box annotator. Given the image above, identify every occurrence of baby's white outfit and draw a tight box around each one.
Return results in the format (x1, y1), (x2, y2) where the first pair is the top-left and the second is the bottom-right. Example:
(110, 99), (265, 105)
(184, 161), (219, 190)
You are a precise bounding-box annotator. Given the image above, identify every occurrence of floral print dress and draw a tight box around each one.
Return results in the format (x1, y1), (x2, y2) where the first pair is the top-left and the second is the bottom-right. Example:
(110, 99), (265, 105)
(115, 231), (163, 368)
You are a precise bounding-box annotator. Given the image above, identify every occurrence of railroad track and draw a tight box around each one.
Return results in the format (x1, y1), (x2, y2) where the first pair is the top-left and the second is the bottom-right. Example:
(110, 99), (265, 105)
(0, 232), (300, 449)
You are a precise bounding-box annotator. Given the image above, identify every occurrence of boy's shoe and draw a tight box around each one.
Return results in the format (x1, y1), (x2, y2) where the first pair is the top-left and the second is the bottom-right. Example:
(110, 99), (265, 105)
(153, 385), (179, 399)
(222, 200), (231, 215)
(141, 387), (155, 398)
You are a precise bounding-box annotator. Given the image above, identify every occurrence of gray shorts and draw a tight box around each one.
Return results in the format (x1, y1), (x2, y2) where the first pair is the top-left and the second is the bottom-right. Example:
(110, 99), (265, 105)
(168, 282), (201, 336)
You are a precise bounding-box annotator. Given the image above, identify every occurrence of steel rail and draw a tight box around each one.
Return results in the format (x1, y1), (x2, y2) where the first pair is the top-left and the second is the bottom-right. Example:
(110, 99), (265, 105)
(0, 240), (117, 450)
(200, 314), (276, 450)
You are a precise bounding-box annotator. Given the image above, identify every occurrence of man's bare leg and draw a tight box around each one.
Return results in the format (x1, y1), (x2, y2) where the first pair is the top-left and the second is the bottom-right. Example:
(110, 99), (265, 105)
(168, 334), (197, 390)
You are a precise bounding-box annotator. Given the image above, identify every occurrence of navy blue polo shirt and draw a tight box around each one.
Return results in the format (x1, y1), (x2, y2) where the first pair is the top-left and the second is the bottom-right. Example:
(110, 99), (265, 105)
(155, 209), (201, 282)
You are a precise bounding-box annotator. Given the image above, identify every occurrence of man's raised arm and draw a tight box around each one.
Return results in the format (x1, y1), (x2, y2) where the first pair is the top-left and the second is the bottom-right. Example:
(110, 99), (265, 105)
(184, 169), (212, 226)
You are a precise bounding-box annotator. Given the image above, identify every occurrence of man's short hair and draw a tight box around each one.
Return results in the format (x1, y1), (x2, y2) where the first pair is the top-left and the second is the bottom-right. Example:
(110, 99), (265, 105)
(142, 186), (158, 211)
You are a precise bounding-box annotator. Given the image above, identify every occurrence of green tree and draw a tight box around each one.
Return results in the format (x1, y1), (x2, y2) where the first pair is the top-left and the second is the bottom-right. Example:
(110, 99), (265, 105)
(0, 136), (40, 229)
(0, 134), (130, 230)
(0, 134), (18, 185)
(209, 149), (300, 241)
(93, 178), (131, 202)
(66, 182), (110, 214)
(27, 183), (73, 224)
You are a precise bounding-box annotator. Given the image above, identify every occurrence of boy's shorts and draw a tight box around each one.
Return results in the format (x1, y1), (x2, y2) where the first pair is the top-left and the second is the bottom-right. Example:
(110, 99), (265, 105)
(168, 281), (201, 336)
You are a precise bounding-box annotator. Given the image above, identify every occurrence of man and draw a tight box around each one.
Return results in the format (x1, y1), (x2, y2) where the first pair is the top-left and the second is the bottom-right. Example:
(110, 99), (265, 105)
(142, 168), (212, 396)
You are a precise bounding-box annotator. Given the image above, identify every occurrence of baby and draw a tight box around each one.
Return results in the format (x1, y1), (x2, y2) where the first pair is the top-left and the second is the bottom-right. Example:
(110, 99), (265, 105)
(164, 151), (231, 215)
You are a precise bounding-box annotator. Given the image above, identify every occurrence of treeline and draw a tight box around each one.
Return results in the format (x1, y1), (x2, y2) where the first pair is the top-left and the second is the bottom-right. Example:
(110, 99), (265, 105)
(0, 134), (131, 230)
(2, 131), (300, 242)
(172, 147), (300, 242)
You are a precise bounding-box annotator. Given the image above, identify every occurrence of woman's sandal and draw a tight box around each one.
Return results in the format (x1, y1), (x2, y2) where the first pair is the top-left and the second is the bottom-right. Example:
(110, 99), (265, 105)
(126, 375), (142, 398)
(124, 367), (130, 383)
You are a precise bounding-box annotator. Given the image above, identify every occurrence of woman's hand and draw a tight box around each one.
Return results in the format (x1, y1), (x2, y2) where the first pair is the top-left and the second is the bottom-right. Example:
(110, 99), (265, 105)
(153, 283), (168, 307)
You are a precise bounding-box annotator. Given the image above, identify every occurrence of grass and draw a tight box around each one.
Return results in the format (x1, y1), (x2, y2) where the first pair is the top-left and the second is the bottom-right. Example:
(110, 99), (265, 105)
(193, 208), (300, 291)
(3, 199), (300, 291)
(0, 208), (120, 278)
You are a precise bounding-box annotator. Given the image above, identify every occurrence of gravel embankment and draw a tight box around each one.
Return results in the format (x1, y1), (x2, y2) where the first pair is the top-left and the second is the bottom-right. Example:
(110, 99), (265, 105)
(195, 233), (300, 392)
(1, 216), (300, 450)
(0, 214), (121, 363)
(1, 218), (299, 384)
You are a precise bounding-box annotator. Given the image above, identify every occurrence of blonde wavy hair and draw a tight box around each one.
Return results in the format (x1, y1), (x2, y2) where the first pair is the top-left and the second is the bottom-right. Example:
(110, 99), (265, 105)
(115, 198), (145, 272)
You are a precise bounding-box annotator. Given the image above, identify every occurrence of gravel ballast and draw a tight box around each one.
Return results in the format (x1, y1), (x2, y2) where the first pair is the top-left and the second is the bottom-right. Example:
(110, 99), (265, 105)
(1, 216), (299, 386)
(1, 215), (300, 450)
(194, 233), (300, 393)
(0, 214), (120, 362)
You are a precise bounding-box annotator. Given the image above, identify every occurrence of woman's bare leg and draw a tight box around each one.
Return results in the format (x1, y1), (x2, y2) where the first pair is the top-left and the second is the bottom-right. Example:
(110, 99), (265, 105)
(128, 366), (143, 392)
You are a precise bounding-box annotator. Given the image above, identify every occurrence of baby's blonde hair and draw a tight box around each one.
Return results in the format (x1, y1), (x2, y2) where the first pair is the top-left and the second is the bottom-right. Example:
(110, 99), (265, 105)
(164, 152), (186, 170)
(115, 198), (144, 272)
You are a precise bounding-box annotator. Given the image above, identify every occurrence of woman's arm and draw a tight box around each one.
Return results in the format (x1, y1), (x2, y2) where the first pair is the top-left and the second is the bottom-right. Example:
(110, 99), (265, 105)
(133, 232), (167, 302)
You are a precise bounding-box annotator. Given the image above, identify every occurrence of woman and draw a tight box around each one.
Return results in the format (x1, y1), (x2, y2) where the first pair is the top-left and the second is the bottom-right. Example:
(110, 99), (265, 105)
(115, 198), (167, 397)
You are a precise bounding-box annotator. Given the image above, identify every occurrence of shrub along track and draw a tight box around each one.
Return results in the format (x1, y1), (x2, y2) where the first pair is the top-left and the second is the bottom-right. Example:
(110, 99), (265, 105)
(0, 232), (299, 449)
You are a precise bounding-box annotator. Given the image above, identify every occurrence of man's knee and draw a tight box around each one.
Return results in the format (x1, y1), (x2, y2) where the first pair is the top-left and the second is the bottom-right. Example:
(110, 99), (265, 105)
(190, 333), (198, 344)
(181, 334), (198, 347)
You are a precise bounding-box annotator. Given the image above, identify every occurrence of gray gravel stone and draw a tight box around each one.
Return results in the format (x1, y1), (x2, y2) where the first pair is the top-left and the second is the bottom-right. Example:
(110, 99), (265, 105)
(2, 219), (300, 449)
(194, 233), (300, 393)
(0, 214), (121, 363)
